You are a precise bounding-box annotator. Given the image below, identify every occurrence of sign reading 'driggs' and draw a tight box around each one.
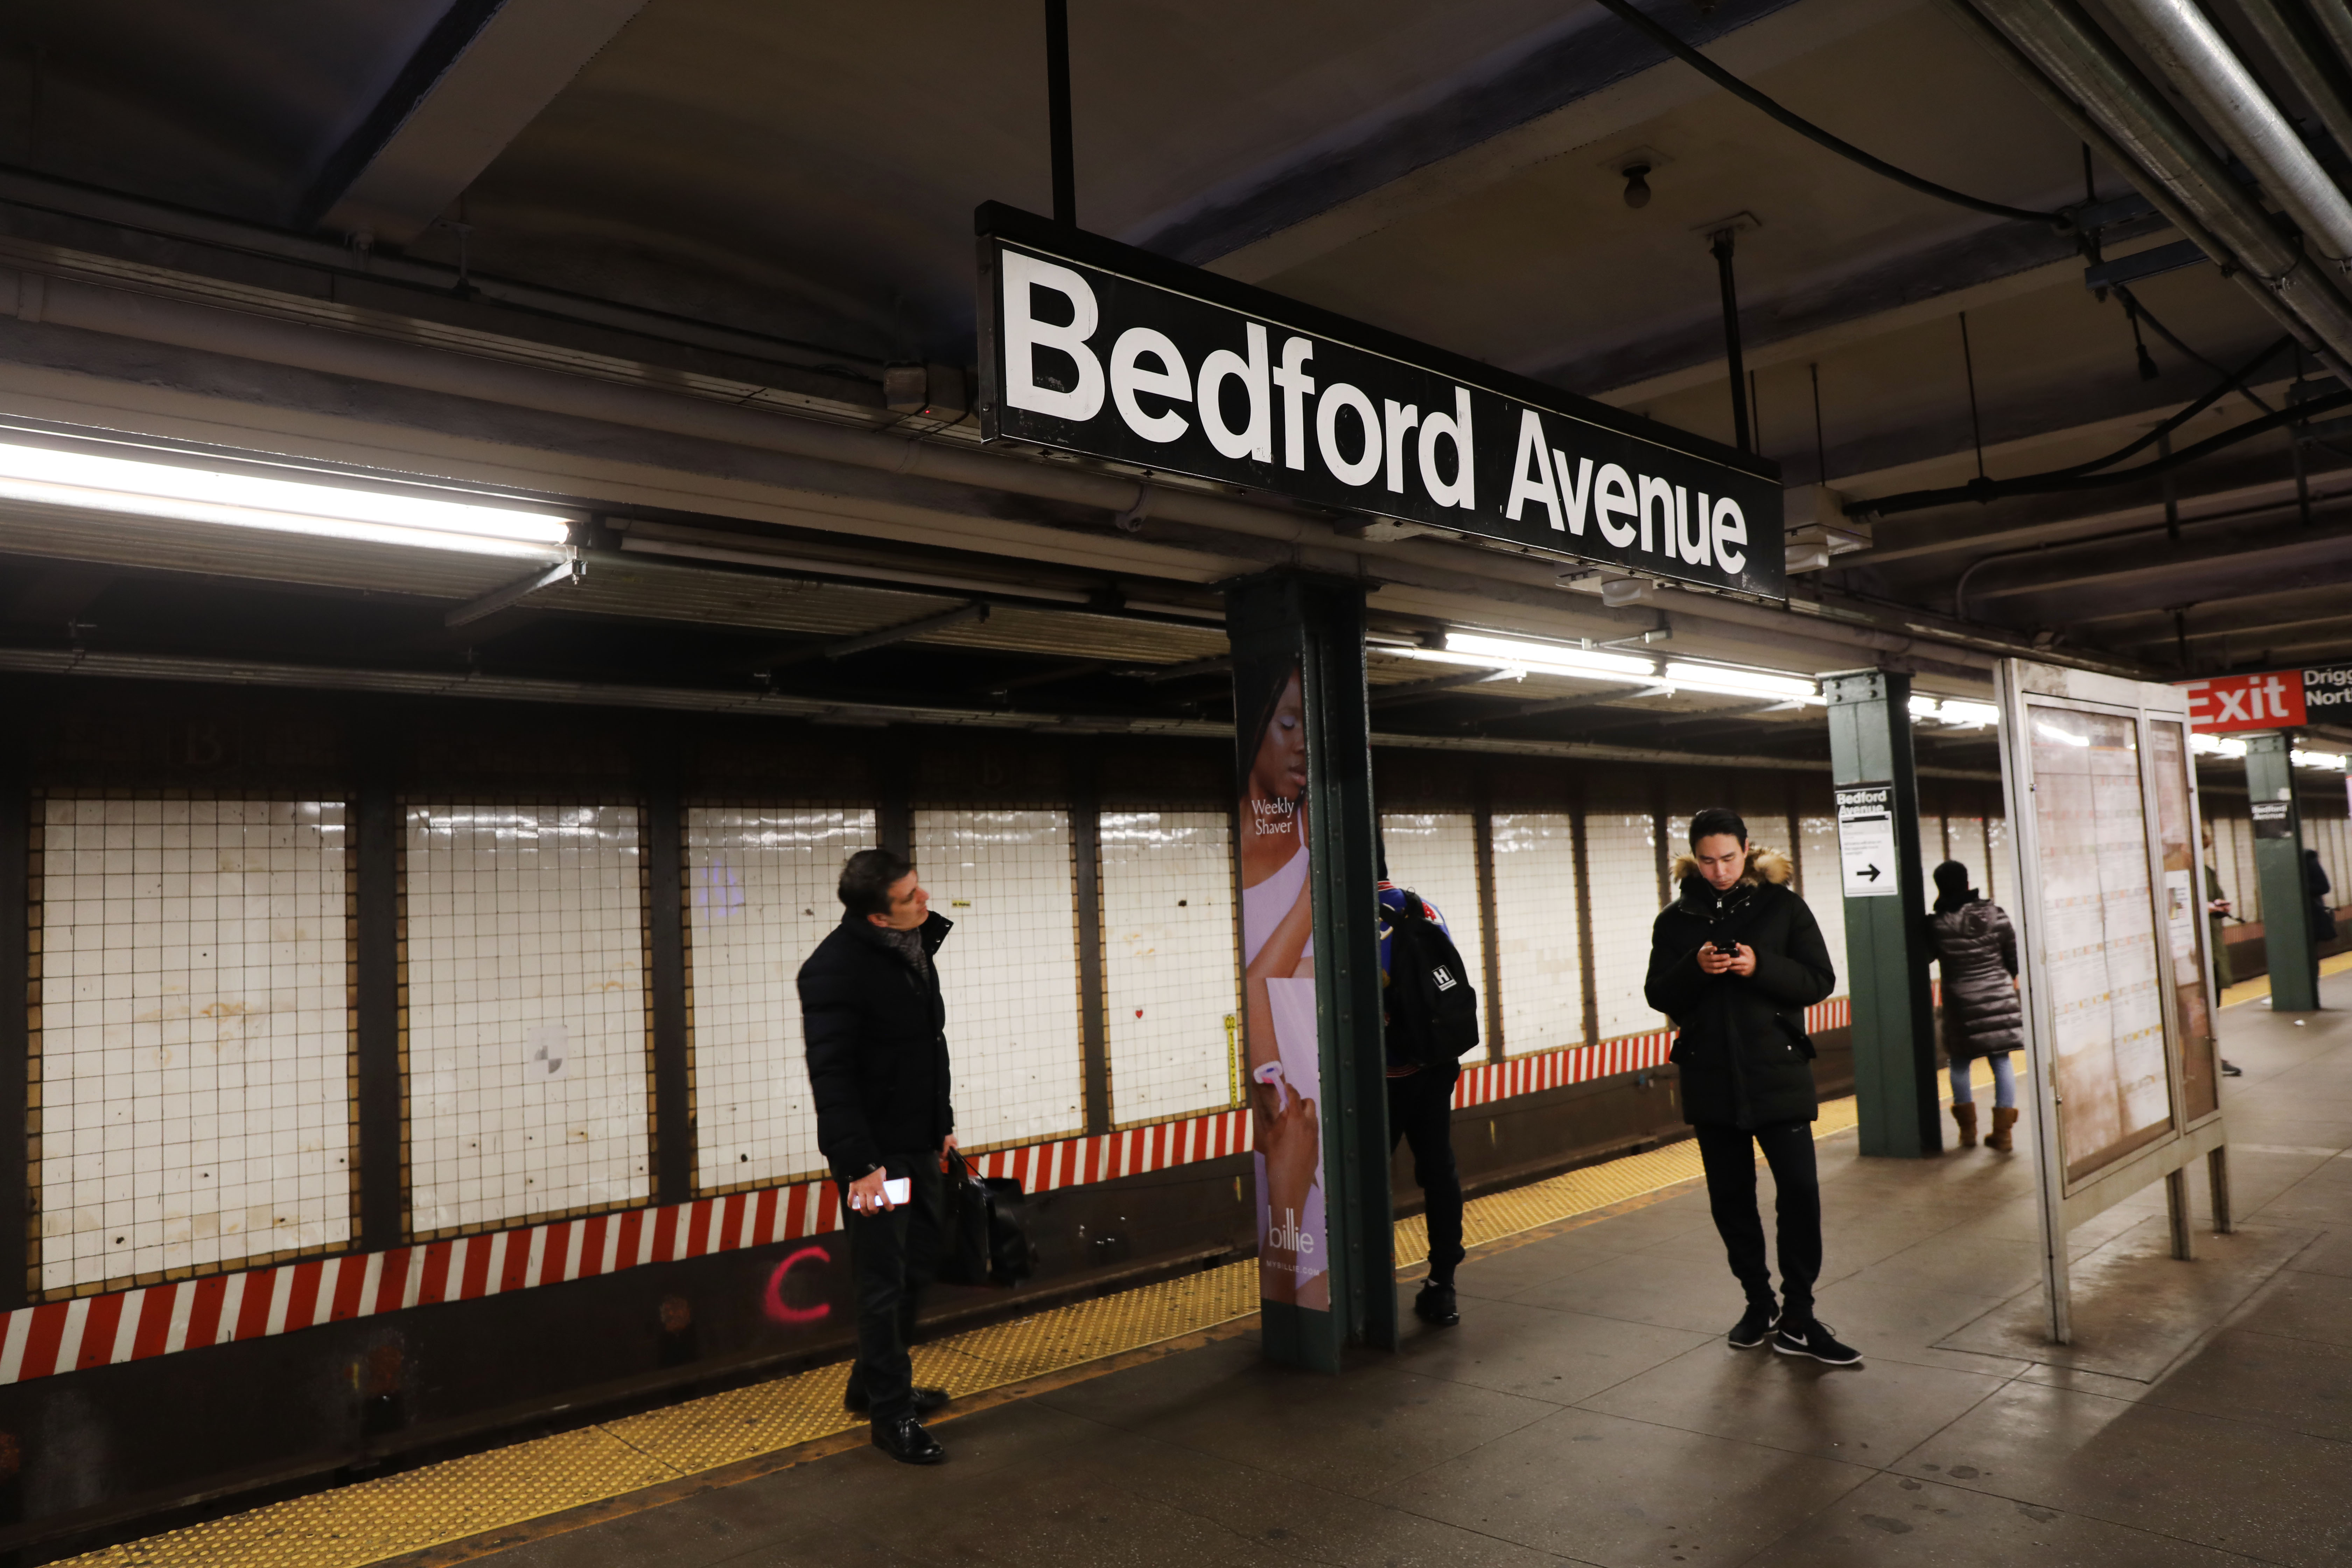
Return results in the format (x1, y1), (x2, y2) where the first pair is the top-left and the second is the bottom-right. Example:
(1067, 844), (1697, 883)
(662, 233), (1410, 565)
(975, 205), (1784, 600)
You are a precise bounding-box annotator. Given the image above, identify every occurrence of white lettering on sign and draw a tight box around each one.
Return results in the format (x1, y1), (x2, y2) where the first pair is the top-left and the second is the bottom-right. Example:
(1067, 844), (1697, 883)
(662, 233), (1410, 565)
(2178, 669), (2305, 733)
(1835, 785), (1900, 899)
(980, 222), (1786, 597)
(1002, 250), (1104, 421)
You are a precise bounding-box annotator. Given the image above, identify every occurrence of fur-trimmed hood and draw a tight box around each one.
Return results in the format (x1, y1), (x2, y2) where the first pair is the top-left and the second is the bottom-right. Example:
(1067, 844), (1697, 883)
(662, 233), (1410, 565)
(1668, 846), (1795, 889)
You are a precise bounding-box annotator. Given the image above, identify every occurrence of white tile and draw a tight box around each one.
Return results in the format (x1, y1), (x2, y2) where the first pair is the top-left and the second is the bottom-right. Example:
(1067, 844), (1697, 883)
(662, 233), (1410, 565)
(915, 808), (1084, 1146)
(1490, 813), (1582, 1056)
(35, 797), (354, 1290)
(1100, 811), (1240, 1124)
(682, 805), (874, 1189)
(405, 804), (652, 1234)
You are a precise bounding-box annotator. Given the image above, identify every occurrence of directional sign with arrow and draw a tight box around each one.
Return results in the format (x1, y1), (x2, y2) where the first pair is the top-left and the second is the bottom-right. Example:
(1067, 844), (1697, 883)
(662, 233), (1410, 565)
(1835, 784), (1901, 900)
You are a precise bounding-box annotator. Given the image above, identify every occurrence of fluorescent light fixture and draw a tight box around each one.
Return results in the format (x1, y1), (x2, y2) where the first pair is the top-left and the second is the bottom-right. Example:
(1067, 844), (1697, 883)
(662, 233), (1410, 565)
(2191, 732), (2248, 760)
(1662, 662), (1820, 702)
(0, 439), (574, 558)
(1442, 632), (1658, 681)
(1908, 694), (1939, 720)
(2292, 748), (2349, 771)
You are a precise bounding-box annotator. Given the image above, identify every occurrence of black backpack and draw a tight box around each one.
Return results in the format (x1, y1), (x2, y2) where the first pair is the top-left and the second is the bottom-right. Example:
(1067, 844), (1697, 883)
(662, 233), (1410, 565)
(1385, 889), (1481, 1067)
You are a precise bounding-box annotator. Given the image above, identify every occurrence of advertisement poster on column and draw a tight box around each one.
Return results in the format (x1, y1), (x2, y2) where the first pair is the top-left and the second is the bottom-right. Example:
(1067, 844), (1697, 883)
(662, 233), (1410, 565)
(1235, 654), (1332, 1316)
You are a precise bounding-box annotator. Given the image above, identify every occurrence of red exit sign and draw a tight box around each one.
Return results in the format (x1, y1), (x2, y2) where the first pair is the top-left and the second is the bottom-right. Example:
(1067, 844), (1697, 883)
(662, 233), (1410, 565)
(2179, 670), (2305, 732)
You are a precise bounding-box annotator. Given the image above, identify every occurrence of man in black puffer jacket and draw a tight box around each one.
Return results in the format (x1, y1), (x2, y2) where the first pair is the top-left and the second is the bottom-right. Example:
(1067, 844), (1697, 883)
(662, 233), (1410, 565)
(799, 848), (958, 1465)
(1645, 807), (1854, 1365)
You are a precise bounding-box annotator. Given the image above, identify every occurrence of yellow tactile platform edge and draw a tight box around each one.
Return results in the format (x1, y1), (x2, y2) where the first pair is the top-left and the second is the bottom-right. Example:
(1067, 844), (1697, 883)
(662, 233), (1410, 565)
(2218, 947), (2352, 1010)
(70, 1098), (1868, 1568)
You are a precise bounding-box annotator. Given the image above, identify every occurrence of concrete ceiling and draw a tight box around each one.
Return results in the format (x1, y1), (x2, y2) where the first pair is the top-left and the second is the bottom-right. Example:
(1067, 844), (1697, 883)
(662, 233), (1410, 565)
(0, 0), (2346, 761)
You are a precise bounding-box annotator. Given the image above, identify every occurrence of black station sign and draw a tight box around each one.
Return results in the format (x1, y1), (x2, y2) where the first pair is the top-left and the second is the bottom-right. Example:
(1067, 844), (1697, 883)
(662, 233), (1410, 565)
(975, 204), (1785, 600)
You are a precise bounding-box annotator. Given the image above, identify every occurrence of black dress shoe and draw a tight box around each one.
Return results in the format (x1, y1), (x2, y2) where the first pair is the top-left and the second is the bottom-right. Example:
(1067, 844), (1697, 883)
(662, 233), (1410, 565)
(1413, 1280), (1460, 1326)
(872, 1416), (946, 1465)
(845, 1385), (951, 1416)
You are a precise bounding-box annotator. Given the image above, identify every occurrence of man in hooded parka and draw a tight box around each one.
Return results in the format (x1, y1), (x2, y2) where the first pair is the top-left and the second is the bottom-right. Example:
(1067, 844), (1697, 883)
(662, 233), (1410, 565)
(1646, 807), (1855, 1366)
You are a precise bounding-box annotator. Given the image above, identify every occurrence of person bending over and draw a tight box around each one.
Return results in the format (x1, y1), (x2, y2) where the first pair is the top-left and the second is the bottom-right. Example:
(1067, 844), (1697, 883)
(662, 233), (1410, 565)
(1645, 808), (1854, 1365)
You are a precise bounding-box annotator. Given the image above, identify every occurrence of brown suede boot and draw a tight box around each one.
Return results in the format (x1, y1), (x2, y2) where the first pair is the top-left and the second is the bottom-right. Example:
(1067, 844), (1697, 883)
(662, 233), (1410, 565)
(1987, 1106), (2018, 1154)
(1952, 1102), (1979, 1149)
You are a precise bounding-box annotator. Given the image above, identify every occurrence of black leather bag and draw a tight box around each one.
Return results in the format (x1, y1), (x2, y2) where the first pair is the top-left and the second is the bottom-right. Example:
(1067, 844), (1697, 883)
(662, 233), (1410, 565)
(936, 1152), (1034, 1287)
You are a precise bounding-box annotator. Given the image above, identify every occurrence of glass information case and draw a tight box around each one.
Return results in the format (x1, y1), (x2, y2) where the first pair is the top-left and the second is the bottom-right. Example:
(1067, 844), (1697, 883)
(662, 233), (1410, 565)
(1996, 660), (2230, 1344)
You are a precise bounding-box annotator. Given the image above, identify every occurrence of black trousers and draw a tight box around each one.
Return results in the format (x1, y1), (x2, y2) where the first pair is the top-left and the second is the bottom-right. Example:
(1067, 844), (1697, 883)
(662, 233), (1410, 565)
(1693, 1120), (1822, 1323)
(841, 1151), (944, 1424)
(1389, 1064), (1465, 1285)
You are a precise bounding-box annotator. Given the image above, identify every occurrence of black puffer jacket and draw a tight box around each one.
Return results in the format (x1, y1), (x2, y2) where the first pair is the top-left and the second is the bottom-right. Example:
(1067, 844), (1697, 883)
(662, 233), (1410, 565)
(798, 911), (955, 1180)
(1925, 898), (2022, 1061)
(1645, 848), (1838, 1129)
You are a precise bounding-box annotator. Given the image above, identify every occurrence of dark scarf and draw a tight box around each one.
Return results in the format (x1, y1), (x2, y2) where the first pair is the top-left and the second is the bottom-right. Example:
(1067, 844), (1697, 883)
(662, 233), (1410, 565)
(879, 924), (930, 979)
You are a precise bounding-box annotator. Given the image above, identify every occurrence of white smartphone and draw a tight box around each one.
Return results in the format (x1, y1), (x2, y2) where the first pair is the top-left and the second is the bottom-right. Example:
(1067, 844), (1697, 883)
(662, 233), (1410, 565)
(884, 1176), (911, 1206)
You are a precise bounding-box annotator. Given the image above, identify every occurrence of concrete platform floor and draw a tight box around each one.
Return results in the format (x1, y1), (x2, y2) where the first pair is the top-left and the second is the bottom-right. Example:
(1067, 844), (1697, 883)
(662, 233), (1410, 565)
(475, 979), (2352, 1568)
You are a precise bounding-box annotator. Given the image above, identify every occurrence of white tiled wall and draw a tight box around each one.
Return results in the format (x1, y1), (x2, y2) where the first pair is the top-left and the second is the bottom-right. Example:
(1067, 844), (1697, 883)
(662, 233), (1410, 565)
(915, 808), (1084, 1147)
(1586, 810), (1664, 1039)
(1797, 813), (1850, 993)
(1381, 811), (1487, 1024)
(1099, 811), (1239, 1126)
(1986, 814), (2015, 914)
(1946, 817), (1990, 901)
(685, 806), (876, 1190)
(1490, 813), (1584, 1056)
(37, 798), (352, 1293)
(1916, 813), (1947, 899)
(2231, 815), (2260, 924)
(405, 805), (651, 1235)
(2314, 816), (2349, 906)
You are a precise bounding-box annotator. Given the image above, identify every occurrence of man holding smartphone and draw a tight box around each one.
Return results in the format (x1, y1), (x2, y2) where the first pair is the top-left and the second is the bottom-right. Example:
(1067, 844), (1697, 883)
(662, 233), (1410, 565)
(800, 848), (959, 1464)
(1645, 809), (1853, 1365)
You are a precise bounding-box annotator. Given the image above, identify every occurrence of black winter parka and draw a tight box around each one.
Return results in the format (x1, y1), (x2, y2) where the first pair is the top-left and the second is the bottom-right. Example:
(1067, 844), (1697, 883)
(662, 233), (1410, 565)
(798, 911), (955, 1180)
(1924, 899), (2023, 1061)
(1645, 849), (1837, 1129)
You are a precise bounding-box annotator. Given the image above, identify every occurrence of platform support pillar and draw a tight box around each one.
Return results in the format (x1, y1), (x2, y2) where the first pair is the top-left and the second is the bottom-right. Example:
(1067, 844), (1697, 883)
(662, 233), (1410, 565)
(2247, 732), (2320, 1011)
(1225, 570), (1394, 1370)
(1824, 669), (1941, 1158)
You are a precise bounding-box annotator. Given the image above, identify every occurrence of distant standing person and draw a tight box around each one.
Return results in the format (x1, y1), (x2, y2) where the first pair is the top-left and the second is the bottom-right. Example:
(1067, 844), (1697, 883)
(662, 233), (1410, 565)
(799, 848), (959, 1467)
(1378, 867), (1469, 1328)
(2204, 825), (2242, 1077)
(1645, 808), (1850, 1365)
(1924, 861), (2023, 1153)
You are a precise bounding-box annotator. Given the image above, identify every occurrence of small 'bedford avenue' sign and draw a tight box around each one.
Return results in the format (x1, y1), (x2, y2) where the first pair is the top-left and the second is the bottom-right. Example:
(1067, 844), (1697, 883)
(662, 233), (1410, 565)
(975, 204), (1785, 600)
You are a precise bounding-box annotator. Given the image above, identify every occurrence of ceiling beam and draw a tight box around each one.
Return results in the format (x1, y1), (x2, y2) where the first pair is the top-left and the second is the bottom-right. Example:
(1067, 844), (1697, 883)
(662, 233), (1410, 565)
(309, 0), (651, 244)
(1138, 0), (1871, 279)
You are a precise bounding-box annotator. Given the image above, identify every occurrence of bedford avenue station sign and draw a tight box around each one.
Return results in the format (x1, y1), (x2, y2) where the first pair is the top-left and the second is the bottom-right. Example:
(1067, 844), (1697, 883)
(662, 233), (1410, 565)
(975, 204), (1785, 600)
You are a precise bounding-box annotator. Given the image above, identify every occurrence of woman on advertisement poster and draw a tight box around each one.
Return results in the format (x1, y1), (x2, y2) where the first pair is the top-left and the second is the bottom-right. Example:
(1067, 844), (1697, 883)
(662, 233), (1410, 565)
(1237, 663), (1330, 1312)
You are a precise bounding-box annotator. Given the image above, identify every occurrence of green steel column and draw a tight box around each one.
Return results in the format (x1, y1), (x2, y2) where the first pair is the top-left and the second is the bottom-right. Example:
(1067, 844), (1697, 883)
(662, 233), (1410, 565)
(1225, 571), (1396, 1369)
(2247, 732), (2320, 1011)
(1822, 670), (1941, 1157)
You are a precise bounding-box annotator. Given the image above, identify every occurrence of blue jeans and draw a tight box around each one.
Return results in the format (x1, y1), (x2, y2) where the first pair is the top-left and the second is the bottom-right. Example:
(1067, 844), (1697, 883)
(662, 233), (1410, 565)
(1949, 1052), (2016, 1109)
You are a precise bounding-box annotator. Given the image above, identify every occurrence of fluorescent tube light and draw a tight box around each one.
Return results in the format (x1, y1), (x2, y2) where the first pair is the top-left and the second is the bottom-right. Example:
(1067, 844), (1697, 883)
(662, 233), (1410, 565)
(1661, 662), (1820, 702)
(0, 439), (574, 557)
(1442, 632), (1658, 680)
(1912, 696), (1998, 728)
(2191, 732), (2248, 760)
(2292, 748), (2348, 771)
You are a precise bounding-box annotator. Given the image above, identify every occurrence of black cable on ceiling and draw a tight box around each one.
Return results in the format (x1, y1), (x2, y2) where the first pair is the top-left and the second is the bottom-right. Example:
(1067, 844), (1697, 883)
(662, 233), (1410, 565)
(1851, 376), (2351, 517)
(1587, 0), (2073, 230)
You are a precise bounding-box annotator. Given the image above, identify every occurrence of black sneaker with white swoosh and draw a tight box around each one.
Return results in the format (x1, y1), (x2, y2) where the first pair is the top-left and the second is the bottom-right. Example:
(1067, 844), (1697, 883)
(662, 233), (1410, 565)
(1774, 1318), (1862, 1365)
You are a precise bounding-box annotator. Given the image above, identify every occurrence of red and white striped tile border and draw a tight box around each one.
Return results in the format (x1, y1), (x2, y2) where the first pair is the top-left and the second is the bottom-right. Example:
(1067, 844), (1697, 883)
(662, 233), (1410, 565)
(0, 1002), (1852, 1385)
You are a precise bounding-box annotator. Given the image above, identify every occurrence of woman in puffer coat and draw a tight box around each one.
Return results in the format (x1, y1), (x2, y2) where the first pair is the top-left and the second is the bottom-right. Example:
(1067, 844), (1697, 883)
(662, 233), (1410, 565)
(1924, 860), (2024, 1152)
